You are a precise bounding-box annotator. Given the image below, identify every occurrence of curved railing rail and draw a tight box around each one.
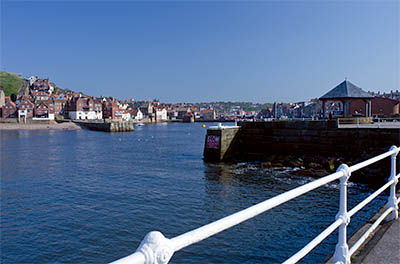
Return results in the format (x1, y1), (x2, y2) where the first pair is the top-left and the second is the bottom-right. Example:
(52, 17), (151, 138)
(111, 146), (399, 264)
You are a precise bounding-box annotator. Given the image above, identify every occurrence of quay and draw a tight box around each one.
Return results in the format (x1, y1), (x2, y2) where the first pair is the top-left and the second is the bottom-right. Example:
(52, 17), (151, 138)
(204, 120), (400, 163)
(325, 204), (400, 264)
(360, 217), (399, 264)
(74, 120), (134, 132)
(203, 120), (400, 187)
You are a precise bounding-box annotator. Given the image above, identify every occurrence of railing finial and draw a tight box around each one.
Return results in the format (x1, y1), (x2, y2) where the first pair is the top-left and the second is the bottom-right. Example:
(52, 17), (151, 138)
(389, 145), (399, 156)
(136, 231), (174, 264)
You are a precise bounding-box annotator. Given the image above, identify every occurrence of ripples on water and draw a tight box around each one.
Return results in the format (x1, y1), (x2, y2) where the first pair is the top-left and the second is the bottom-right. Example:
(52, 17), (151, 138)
(0, 123), (386, 263)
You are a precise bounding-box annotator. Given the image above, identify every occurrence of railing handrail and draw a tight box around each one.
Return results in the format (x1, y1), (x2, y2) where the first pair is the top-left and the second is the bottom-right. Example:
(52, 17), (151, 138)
(337, 117), (400, 121)
(337, 117), (400, 124)
(337, 117), (400, 129)
(111, 146), (399, 264)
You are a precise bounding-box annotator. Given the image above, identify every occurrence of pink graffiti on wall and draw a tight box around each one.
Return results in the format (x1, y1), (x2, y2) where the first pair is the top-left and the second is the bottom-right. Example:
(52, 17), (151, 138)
(206, 135), (220, 149)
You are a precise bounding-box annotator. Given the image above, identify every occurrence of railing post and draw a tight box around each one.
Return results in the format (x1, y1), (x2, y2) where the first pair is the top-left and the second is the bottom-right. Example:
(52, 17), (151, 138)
(386, 146), (399, 221)
(333, 164), (351, 264)
(356, 118), (359, 128)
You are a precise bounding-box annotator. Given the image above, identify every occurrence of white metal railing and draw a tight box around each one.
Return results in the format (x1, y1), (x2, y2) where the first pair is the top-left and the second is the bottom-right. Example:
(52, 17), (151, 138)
(337, 117), (400, 128)
(111, 146), (400, 264)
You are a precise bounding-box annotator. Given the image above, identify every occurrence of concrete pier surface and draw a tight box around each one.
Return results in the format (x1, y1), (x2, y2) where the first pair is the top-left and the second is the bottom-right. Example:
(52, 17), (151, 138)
(360, 218), (400, 264)
(324, 208), (399, 264)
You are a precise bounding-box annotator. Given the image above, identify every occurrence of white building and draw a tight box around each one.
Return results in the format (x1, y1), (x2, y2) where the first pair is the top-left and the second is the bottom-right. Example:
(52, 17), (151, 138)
(132, 109), (143, 121)
(68, 98), (102, 120)
(28, 76), (38, 86)
(155, 108), (168, 121)
(69, 111), (101, 120)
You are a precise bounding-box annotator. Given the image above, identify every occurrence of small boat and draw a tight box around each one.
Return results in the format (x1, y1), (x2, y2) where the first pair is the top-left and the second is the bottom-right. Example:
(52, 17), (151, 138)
(137, 123), (145, 127)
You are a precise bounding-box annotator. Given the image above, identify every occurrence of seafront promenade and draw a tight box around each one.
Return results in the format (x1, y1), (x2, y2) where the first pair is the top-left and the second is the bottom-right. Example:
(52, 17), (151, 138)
(325, 205), (400, 264)
(361, 218), (400, 264)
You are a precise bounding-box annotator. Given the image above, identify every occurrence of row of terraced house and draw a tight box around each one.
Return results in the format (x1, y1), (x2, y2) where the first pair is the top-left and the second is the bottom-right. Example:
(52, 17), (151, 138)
(0, 75), (222, 122)
(0, 76), (172, 122)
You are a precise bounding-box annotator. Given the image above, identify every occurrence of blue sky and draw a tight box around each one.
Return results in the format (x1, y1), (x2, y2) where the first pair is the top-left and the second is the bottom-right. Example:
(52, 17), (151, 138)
(1, 0), (399, 103)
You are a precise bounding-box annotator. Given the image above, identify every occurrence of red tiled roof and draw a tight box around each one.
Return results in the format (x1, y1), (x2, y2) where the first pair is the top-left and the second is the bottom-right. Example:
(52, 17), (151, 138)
(200, 109), (214, 114)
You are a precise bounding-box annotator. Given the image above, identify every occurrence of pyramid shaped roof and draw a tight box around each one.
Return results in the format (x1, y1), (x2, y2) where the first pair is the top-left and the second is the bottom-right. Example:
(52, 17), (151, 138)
(320, 80), (373, 99)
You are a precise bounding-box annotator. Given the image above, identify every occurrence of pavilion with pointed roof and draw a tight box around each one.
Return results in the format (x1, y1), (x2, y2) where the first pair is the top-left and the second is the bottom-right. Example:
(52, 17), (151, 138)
(319, 80), (373, 118)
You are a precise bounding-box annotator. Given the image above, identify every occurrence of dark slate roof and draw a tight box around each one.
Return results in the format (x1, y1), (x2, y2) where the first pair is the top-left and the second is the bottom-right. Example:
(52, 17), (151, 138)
(320, 80), (373, 99)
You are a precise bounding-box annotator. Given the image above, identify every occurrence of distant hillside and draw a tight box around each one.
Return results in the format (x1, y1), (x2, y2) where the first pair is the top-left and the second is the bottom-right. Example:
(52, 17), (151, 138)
(54, 87), (71, 94)
(0, 71), (25, 96)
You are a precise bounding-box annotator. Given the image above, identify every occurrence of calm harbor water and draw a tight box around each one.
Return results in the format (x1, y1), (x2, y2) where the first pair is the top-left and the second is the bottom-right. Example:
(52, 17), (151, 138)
(1, 123), (386, 263)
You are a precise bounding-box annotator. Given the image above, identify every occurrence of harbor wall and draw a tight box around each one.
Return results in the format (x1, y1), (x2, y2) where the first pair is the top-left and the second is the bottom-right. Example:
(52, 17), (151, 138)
(74, 120), (134, 132)
(203, 121), (400, 186)
(237, 121), (399, 160)
(203, 126), (240, 162)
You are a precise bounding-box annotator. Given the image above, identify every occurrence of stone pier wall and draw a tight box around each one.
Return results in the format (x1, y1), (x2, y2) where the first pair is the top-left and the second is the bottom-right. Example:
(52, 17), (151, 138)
(75, 120), (134, 132)
(203, 121), (400, 186)
(203, 126), (240, 162)
(237, 120), (399, 160)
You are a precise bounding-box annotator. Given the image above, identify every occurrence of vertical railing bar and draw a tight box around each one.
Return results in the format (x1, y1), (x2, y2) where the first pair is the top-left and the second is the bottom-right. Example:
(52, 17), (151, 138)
(386, 146), (399, 221)
(333, 164), (351, 264)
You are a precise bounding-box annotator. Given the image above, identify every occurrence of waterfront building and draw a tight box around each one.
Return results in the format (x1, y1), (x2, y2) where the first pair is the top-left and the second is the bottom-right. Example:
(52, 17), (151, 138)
(34, 101), (55, 120)
(28, 75), (38, 86)
(183, 112), (195, 122)
(18, 97), (34, 120)
(320, 80), (373, 118)
(53, 96), (68, 117)
(155, 108), (168, 121)
(200, 109), (216, 120)
(350, 96), (400, 117)
(102, 100), (119, 120)
(68, 97), (102, 120)
(167, 110), (178, 120)
(129, 108), (143, 121)
(30, 78), (53, 95)
(177, 109), (191, 119)
(31, 90), (51, 101)
(0, 89), (5, 107)
(1, 99), (17, 118)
